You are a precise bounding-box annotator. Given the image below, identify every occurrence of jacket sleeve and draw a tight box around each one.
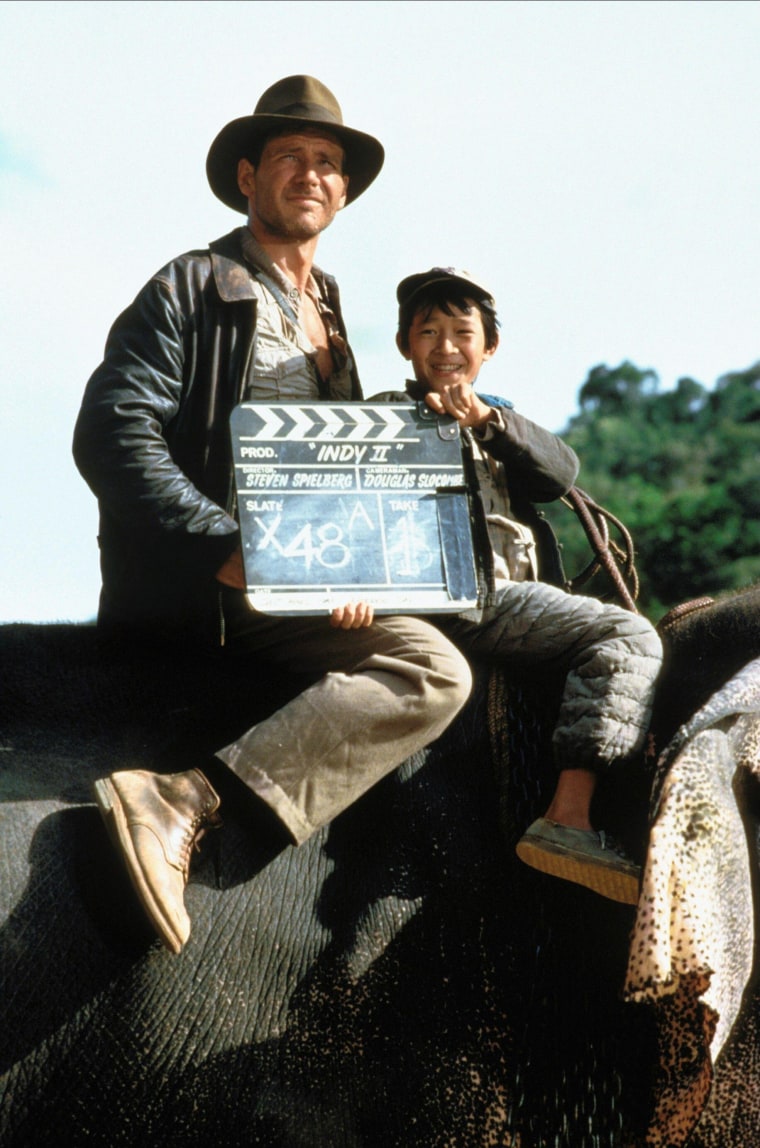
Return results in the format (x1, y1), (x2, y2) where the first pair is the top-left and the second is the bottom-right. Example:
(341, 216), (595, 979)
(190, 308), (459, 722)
(474, 406), (579, 502)
(72, 268), (240, 577)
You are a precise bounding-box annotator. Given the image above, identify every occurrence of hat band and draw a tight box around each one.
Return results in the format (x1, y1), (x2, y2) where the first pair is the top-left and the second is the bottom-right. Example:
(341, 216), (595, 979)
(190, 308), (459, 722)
(268, 101), (342, 127)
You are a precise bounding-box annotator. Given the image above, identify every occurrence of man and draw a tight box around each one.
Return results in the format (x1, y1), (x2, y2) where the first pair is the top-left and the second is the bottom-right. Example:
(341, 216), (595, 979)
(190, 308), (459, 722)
(74, 76), (472, 955)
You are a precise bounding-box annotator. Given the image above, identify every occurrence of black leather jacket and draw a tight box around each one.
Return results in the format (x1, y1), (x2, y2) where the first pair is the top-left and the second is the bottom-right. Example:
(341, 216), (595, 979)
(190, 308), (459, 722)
(73, 228), (362, 644)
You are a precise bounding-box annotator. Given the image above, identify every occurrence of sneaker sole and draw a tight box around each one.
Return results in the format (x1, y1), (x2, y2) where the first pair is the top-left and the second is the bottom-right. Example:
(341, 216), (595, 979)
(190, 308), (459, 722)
(515, 837), (640, 906)
(93, 778), (183, 953)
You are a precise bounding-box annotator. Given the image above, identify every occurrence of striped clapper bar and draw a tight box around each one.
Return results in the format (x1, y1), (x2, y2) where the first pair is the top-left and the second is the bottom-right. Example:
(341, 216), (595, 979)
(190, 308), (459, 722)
(230, 401), (479, 615)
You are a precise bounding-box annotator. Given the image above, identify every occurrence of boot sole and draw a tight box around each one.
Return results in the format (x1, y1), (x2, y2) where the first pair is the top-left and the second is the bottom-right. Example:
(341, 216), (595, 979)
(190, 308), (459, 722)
(93, 778), (183, 953)
(515, 837), (640, 906)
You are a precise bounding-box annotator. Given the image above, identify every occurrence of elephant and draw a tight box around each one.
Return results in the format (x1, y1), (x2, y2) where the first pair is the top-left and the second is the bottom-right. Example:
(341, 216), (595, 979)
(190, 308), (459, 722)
(1, 585), (759, 1147)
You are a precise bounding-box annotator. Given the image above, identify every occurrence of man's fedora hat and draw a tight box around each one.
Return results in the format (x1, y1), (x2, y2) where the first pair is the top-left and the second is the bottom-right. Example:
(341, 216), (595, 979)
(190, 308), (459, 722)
(206, 75), (385, 213)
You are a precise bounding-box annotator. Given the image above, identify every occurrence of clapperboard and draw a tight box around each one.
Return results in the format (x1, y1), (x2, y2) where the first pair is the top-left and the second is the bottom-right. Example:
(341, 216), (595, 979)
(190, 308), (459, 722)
(230, 401), (479, 614)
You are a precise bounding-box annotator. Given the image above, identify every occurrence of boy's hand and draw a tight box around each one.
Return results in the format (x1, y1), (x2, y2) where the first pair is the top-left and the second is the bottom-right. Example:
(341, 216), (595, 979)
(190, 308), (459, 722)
(330, 602), (375, 629)
(424, 385), (496, 429)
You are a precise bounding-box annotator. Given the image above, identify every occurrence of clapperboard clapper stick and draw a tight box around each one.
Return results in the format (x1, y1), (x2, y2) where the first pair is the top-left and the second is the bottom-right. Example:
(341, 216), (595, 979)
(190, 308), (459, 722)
(230, 401), (479, 615)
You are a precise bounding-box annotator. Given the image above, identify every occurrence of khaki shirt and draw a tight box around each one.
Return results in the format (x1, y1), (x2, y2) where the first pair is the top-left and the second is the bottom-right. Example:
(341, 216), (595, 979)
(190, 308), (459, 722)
(240, 229), (354, 401)
(467, 411), (539, 586)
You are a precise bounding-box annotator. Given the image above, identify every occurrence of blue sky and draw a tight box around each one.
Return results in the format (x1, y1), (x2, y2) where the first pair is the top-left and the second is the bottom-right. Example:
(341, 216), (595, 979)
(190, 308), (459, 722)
(2, 0), (759, 622)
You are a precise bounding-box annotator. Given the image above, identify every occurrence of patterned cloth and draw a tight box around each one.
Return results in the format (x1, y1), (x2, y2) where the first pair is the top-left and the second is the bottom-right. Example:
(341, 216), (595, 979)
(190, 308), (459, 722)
(623, 656), (760, 1146)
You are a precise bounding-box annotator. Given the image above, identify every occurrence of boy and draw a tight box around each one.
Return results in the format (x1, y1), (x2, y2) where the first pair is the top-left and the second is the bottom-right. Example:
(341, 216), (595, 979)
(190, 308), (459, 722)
(372, 267), (662, 904)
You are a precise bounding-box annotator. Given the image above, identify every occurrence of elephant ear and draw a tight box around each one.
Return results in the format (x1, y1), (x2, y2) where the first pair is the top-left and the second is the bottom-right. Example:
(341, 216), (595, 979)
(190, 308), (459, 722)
(624, 651), (760, 1146)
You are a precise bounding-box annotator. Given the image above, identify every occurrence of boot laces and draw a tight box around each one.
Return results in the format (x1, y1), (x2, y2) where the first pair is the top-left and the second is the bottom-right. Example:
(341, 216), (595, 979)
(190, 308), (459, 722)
(180, 805), (222, 876)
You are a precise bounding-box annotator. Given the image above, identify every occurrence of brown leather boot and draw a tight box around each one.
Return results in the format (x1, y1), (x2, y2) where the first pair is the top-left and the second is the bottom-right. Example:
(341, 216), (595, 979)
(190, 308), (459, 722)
(93, 769), (222, 953)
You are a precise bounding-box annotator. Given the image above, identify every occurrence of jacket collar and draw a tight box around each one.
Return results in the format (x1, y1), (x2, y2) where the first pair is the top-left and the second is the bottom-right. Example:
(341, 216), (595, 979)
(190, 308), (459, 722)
(209, 227), (333, 304)
(209, 228), (260, 302)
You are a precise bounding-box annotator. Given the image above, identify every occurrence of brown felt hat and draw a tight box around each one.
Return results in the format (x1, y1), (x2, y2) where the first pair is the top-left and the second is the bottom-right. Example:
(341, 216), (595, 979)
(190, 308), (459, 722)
(206, 75), (385, 213)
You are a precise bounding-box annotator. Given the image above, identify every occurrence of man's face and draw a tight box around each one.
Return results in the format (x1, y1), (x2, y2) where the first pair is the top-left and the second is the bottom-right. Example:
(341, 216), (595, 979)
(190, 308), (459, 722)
(401, 303), (497, 393)
(238, 130), (349, 242)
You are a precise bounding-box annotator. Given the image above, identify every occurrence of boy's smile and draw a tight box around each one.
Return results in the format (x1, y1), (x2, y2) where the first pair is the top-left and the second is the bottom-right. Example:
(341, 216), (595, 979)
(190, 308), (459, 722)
(401, 303), (497, 393)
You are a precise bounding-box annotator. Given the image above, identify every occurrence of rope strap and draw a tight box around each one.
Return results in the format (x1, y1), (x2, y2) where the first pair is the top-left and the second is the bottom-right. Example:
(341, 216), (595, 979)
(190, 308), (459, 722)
(561, 486), (640, 613)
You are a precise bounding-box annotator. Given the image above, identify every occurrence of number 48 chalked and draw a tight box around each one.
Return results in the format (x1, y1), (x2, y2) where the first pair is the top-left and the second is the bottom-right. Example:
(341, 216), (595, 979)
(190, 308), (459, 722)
(230, 401), (479, 615)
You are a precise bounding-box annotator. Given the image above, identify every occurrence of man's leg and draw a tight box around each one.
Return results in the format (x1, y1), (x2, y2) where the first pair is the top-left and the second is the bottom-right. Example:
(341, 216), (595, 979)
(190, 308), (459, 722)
(217, 609), (473, 841)
(95, 608), (472, 950)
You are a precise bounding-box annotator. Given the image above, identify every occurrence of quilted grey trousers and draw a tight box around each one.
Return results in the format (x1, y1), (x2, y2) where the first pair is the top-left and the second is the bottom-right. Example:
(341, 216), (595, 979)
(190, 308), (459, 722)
(440, 581), (663, 773)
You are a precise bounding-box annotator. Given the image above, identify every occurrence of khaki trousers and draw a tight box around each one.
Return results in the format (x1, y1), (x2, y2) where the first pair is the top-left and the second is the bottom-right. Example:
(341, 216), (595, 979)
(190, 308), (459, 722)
(216, 597), (472, 843)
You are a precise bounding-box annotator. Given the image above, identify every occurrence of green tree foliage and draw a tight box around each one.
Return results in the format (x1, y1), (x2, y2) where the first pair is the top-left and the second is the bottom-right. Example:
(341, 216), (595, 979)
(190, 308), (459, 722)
(543, 361), (760, 623)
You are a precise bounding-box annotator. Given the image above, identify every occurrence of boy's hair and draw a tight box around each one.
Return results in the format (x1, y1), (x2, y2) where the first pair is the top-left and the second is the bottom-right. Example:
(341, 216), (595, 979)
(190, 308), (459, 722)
(396, 269), (500, 354)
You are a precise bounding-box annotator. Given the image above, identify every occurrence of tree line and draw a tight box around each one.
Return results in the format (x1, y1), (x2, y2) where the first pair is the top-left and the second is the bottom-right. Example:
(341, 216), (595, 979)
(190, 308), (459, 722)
(542, 360), (760, 622)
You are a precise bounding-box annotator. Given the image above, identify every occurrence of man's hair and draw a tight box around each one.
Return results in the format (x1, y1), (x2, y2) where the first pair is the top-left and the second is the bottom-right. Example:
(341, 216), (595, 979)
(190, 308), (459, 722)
(245, 125), (348, 173)
(397, 282), (500, 355)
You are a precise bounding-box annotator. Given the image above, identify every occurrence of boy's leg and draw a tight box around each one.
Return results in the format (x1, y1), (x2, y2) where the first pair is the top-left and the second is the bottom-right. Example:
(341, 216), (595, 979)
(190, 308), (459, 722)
(441, 582), (662, 903)
(442, 581), (662, 772)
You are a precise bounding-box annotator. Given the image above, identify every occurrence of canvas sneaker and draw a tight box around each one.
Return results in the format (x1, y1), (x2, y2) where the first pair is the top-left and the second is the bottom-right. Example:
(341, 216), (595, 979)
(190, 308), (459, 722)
(516, 817), (641, 905)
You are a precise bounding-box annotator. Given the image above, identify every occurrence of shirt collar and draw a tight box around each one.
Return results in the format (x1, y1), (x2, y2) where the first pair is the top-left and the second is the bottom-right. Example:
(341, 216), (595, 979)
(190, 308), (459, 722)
(241, 227), (348, 372)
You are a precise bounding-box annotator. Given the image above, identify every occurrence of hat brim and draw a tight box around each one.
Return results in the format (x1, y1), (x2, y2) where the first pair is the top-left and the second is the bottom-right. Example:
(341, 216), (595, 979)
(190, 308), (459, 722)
(206, 113), (385, 214)
(397, 272), (494, 307)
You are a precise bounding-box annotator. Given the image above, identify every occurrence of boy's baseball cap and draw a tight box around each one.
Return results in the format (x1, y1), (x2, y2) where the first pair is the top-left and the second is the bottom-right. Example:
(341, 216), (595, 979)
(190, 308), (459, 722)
(396, 267), (495, 306)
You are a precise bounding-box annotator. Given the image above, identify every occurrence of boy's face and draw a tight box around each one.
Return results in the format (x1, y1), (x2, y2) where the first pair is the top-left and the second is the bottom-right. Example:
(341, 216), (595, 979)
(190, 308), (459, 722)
(399, 302), (497, 393)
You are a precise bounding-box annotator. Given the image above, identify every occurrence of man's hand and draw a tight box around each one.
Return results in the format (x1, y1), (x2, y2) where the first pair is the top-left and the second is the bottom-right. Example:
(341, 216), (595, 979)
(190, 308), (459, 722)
(215, 547), (246, 589)
(216, 551), (374, 628)
(424, 384), (495, 430)
(330, 601), (375, 629)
